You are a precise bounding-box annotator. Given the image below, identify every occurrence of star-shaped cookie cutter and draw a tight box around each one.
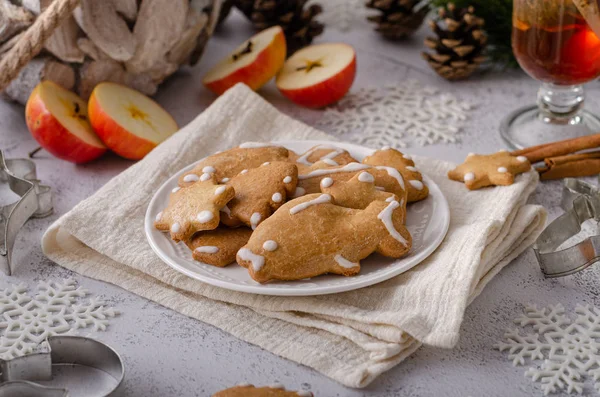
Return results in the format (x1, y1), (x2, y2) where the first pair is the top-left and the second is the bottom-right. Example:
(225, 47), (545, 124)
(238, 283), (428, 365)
(0, 150), (52, 275)
(0, 336), (125, 397)
(534, 177), (600, 277)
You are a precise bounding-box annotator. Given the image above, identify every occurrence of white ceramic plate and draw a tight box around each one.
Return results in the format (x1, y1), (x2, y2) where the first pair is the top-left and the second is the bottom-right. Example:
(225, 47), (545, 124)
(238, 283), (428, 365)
(145, 140), (450, 296)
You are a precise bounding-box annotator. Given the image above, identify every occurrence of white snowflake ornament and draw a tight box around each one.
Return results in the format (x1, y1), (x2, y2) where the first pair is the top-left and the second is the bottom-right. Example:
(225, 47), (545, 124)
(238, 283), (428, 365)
(317, 80), (474, 148)
(0, 279), (120, 360)
(496, 304), (600, 395)
(308, 0), (368, 31)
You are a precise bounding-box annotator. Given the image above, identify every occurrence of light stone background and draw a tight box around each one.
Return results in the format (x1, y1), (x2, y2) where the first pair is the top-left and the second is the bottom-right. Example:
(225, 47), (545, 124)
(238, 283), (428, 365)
(2, 10), (600, 397)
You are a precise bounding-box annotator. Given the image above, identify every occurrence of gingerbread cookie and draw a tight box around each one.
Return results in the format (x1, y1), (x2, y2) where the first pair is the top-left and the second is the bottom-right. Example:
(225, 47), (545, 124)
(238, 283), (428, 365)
(320, 171), (407, 222)
(221, 162), (298, 229)
(363, 147), (429, 202)
(178, 145), (290, 187)
(290, 144), (358, 174)
(213, 384), (313, 397)
(448, 150), (531, 190)
(237, 176), (411, 283)
(297, 161), (408, 202)
(154, 175), (235, 241)
(186, 227), (252, 267)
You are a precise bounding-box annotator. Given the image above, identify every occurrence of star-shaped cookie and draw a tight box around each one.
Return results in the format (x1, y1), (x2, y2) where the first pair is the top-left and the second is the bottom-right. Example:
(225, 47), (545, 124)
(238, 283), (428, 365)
(154, 175), (235, 241)
(448, 151), (531, 190)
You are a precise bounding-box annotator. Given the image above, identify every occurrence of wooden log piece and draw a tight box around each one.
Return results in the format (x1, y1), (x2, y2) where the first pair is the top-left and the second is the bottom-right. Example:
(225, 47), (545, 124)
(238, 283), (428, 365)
(3, 56), (74, 104)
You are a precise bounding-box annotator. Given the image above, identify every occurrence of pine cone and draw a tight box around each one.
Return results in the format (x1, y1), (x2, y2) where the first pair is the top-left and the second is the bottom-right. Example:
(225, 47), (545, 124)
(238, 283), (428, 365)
(234, 0), (325, 54)
(422, 3), (487, 81)
(366, 0), (430, 40)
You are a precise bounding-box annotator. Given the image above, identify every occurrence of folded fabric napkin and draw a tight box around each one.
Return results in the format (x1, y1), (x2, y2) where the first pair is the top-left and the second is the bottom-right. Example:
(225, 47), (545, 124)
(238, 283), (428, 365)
(42, 83), (547, 388)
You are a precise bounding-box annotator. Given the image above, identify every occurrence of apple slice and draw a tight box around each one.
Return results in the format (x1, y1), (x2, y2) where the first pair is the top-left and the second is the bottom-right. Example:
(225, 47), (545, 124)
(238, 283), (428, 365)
(88, 82), (178, 160)
(203, 25), (286, 95)
(276, 43), (357, 109)
(26, 81), (107, 164)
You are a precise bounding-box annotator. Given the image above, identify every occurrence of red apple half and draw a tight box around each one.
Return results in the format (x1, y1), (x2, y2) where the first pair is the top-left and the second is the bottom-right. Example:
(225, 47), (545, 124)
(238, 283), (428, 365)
(88, 82), (179, 160)
(203, 25), (287, 95)
(276, 43), (357, 108)
(26, 81), (106, 164)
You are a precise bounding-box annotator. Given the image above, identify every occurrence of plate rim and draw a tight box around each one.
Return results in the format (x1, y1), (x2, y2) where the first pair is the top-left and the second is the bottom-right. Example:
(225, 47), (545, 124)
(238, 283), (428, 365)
(144, 140), (450, 296)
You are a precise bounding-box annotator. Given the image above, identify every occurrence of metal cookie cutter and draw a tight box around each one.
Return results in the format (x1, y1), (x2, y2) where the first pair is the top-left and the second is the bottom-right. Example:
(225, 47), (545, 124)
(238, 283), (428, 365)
(0, 150), (52, 275)
(534, 177), (600, 277)
(0, 336), (125, 397)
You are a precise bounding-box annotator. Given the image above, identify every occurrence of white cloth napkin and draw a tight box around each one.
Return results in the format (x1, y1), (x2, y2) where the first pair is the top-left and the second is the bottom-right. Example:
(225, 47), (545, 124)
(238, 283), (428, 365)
(42, 83), (547, 388)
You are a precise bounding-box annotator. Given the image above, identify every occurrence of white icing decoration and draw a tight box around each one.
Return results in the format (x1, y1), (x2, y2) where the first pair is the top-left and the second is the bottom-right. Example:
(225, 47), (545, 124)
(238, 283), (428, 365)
(320, 177), (334, 188)
(172, 187), (181, 193)
(238, 248), (265, 271)
(220, 205), (231, 216)
(239, 142), (274, 148)
(497, 167), (508, 173)
(290, 194), (331, 215)
(375, 186), (386, 191)
(406, 166), (418, 172)
(409, 180), (424, 190)
(334, 254), (359, 269)
(292, 186), (306, 198)
(385, 196), (395, 202)
(297, 391), (312, 397)
(322, 158), (338, 166)
(200, 173), (211, 182)
(214, 150), (222, 154)
(272, 192), (282, 203)
(269, 383), (285, 389)
(263, 240), (278, 251)
(517, 156), (528, 163)
(262, 162), (270, 166)
(236, 383), (251, 387)
(183, 174), (199, 183)
(375, 166), (405, 190)
(283, 176), (292, 183)
(195, 246), (219, 254)
(297, 144), (344, 166)
(464, 172), (475, 182)
(403, 154), (412, 160)
(358, 172), (374, 183)
(467, 152), (475, 157)
(155, 212), (162, 222)
(0, 279), (119, 361)
(170, 223), (180, 233)
(221, 178), (230, 183)
(197, 211), (213, 223)
(202, 166), (215, 174)
(381, 146), (391, 150)
(250, 212), (261, 230)
(214, 186), (227, 196)
(377, 200), (408, 246)
(299, 162), (370, 180)
(240, 169), (248, 175)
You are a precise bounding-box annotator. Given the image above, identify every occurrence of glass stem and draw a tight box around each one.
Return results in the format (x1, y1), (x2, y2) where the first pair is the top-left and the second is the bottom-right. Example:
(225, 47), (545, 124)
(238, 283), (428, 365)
(537, 83), (585, 124)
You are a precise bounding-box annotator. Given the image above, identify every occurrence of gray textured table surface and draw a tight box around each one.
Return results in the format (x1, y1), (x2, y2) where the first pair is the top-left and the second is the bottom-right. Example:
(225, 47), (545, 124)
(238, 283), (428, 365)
(2, 10), (600, 397)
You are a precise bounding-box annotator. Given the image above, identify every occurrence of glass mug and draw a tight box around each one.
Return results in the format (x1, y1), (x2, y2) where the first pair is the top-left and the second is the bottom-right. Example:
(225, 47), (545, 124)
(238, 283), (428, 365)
(501, 0), (600, 149)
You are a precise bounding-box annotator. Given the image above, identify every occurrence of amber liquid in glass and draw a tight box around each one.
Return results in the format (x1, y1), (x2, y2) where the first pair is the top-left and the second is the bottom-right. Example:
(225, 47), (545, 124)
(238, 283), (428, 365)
(513, 0), (600, 85)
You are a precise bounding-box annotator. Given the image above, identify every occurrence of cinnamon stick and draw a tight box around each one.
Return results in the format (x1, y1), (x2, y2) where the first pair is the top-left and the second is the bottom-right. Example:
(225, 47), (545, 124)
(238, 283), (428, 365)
(512, 133), (600, 163)
(537, 151), (600, 180)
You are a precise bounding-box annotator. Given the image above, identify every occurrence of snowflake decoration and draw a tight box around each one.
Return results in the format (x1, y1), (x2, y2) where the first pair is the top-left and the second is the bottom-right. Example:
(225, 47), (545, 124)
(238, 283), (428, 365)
(495, 304), (600, 395)
(309, 0), (368, 31)
(317, 80), (474, 148)
(0, 279), (120, 360)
